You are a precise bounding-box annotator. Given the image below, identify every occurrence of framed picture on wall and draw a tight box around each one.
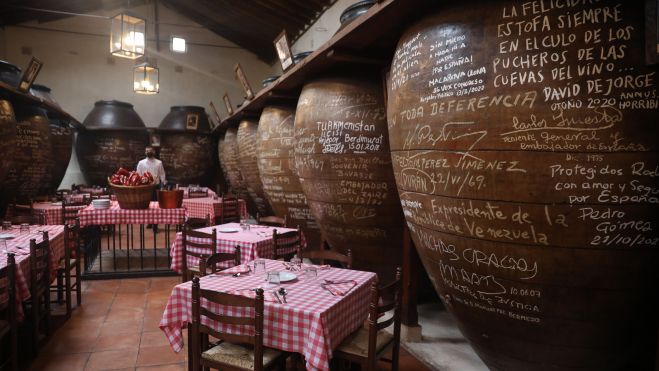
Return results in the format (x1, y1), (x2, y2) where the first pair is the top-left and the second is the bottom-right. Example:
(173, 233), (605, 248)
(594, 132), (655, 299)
(185, 113), (199, 131)
(150, 133), (161, 147)
(233, 63), (254, 100)
(18, 57), (44, 92)
(274, 30), (294, 72)
(223, 93), (234, 115)
(209, 101), (221, 127)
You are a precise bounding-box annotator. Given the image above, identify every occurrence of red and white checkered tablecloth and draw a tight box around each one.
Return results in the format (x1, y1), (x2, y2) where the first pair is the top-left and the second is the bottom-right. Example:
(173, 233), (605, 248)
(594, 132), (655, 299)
(0, 225), (65, 320)
(182, 197), (247, 220)
(169, 223), (307, 274)
(160, 259), (376, 371)
(77, 201), (186, 227)
(32, 202), (87, 225)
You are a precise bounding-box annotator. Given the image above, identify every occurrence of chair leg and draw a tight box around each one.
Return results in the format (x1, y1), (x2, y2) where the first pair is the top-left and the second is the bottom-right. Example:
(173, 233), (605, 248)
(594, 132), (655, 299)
(65, 267), (72, 317)
(76, 260), (82, 306)
(56, 269), (64, 303)
(392, 345), (400, 371)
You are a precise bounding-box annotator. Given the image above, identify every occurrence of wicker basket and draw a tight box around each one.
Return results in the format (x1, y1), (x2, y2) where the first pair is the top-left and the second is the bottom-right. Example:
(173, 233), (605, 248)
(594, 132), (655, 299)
(107, 178), (155, 209)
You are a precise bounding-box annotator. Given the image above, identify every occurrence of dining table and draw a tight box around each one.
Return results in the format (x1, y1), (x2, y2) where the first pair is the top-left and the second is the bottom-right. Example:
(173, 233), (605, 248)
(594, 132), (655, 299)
(169, 222), (306, 273)
(0, 224), (65, 320)
(181, 196), (247, 221)
(178, 187), (217, 199)
(160, 259), (377, 371)
(32, 201), (88, 225)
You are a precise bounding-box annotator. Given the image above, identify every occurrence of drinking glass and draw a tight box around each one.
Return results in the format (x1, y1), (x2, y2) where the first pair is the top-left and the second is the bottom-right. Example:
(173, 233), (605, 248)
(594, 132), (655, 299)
(266, 271), (280, 288)
(253, 259), (266, 277)
(0, 239), (7, 256)
(290, 256), (302, 271)
(20, 223), (29, 233)
(304, 266), (318, 282)
(2, 221), (10, 231)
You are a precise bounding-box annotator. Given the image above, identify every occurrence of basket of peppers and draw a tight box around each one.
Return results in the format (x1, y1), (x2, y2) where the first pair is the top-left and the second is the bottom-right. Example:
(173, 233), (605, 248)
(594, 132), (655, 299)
(107, 168), (155, 209)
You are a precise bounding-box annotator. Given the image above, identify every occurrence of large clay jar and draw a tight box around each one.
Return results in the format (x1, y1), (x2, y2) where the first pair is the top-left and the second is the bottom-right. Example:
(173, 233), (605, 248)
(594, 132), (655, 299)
(294, 76), (404, 281)
(157, 106), (215, 186)
(0, 99), (16, 213)
(387, 2), (659, 370)
(2, 104), (55, 203)
(76, 100), (149, 185)
(257, 105), (321, 248)
(34, 85), (73, 194)
(237, 119), (272, 217)
(219, 128), (253, 212)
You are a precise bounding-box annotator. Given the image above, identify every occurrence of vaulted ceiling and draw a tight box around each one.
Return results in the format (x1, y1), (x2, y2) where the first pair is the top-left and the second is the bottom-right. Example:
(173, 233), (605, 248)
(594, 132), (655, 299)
(0, 0), (337, 62)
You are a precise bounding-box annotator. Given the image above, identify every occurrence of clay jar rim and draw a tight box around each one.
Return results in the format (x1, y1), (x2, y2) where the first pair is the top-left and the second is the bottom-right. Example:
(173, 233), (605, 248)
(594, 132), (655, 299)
(81, 100), (147, 131)
(158, 105), (211, 134)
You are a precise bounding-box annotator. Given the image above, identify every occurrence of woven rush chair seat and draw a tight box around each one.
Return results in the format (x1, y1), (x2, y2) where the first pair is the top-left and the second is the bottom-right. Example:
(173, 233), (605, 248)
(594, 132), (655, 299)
(201, 342), (283, 370)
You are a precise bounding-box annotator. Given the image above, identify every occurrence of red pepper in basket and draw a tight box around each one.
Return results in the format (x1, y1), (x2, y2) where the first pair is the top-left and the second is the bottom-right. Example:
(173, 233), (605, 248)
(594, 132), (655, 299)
(116, 167), (130, 176)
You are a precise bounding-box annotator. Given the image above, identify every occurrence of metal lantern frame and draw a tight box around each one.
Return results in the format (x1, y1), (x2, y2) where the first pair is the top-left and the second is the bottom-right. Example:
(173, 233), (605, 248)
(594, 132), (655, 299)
(110, 13), (146, 59)
(133, 60), (159, 95)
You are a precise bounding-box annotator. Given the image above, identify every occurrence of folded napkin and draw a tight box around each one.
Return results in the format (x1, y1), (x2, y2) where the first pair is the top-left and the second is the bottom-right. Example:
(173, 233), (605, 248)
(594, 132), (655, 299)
(321, 280), (357, 296)
(226, 288), (278, 302)
(219, 264), (251, 275)
(303, 263), (331, 270)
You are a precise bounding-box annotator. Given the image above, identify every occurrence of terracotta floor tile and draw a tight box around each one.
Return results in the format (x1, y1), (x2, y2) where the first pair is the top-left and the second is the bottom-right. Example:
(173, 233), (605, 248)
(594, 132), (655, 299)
(118, 279), (150, 293)
(135, 345), (186, 367)
(148, 277), (180, 293)
(84, 349), (138, 371)
(94, 332), (141, 351)
(106, 306), (145, 322)
(139, 331), (170, 348)
(85, 280), (121, 293)
(99, 319), (144, 336)
(29, 352), (90, 371)
(142, 310), (166, 332)
(83, 291), (117, 305)
(45, 331), (99, 355)
(135, 364), (184, 371)
(112, 293), (148, 308)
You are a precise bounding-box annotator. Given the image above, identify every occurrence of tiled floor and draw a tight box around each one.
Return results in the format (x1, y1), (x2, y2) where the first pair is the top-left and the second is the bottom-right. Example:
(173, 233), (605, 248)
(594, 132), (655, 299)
(30, 276), (432, 371)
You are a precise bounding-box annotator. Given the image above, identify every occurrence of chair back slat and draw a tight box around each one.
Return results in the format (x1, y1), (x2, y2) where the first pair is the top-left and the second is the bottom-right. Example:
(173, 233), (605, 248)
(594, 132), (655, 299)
(185, 214), (211, 229)
(200, 307), (255, 326)
(200, 324), (254, 345)
(182, 228), (216, 282)
(200, 288), (256, 307)
(30, 232), (50, 292)
(220, 195), (241, 223)
(256, 214), (286, 228)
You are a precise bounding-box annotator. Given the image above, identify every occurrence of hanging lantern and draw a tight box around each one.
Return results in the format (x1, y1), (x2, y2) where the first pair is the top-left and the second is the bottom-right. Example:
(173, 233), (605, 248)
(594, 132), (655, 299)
(133, 61), (159, 95)
(110, 13), (146, 59)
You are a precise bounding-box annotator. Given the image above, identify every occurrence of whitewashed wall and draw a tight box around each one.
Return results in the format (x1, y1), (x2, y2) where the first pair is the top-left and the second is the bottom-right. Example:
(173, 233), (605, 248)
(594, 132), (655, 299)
(0, 4), (275, 187)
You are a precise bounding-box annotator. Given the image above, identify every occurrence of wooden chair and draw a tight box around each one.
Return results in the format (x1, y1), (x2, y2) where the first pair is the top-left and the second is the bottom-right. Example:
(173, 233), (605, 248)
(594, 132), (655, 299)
(256, 214), (286, 228)
(298, 248), (352, 269)
(0, 253), (18, 371)
(181, 227), (217, 283)
(272, 226), (301, 261)
(199, 246), (241, 276)
(28, 232), (51, 352)
(220, 195), (241, 224)
(185, 214), (212, 230)
(190, 276), (288, 371)
(61, 199), (87, 226)
(188, 188), (209, 198)
(31, 195), (51, 203)
(55, 189), (71, 200)
(51, 219), (82, 318)
(4, 202), (40, 225)
(333, 267), (402, 371)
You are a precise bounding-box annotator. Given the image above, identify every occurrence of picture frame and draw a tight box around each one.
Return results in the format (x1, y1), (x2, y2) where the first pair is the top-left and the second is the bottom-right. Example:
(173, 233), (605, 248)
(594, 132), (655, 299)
(150, 133), (161, 147)
(233, 63), (254, 100)
(274, 30), (294, 72)
(185, 113), (199, 131)
(18, 57), (44, 92)
(209, 101), (221, 127)
(223, 92), (234, 115)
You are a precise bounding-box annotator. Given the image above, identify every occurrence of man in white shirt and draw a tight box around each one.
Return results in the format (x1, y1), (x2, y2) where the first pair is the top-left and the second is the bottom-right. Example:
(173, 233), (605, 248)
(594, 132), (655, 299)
(137, 146), (167, 187)
(137, 146), (166, 230)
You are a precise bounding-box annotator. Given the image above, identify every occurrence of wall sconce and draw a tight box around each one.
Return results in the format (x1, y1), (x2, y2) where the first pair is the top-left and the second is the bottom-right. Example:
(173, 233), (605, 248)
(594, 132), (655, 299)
(110, 13), (146, 59)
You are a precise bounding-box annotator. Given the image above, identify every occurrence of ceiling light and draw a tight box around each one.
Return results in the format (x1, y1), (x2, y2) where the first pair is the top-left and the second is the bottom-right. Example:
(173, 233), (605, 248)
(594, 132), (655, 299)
(134, 60), (159, 95)
(110, 13), (146, 59)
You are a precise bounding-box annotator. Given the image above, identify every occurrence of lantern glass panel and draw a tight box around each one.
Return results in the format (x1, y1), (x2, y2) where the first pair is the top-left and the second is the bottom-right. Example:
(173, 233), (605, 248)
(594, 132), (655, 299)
(133, 63), (159, 95)
(111, 13), (146, 59)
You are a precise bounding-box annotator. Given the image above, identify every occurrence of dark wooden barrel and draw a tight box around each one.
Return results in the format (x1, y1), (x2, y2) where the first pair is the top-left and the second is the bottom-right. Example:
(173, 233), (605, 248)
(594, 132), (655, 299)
(0, 99), (16, 213)
(219, 127), (253, 212)
(237, 119), (272, 217)
(256, 105), (321, 248)
(2, 104), (55, 203)
(294, 76), (404, 281)
(158, 106), (215, 186)
(76, 100), (149, 186)
(387, 2), (659, 370)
